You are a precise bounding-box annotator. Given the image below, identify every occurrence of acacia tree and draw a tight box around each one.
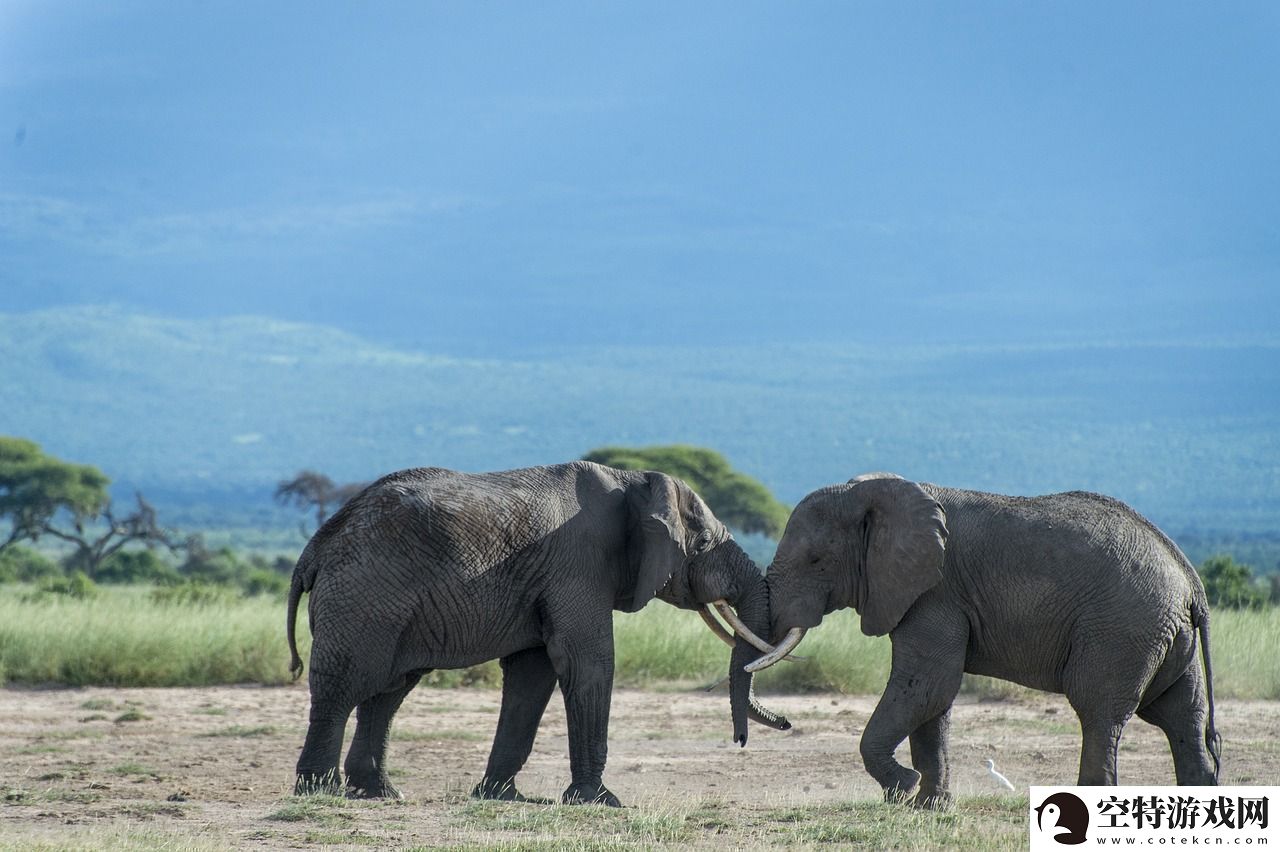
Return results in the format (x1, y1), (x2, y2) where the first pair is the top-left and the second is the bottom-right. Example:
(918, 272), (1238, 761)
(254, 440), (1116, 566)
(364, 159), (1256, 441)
(48, 492), (187, 580)
(1, 437), (109, 553)
(275, 470), (367, 535)
(0, 436), (183, 578)
(582, 444), (790, 538)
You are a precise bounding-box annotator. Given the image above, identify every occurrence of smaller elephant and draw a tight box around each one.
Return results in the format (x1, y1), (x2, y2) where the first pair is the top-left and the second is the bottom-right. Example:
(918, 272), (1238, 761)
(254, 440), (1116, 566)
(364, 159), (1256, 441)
(286, 462), (790, 806)
(757, 473), (1221, 807)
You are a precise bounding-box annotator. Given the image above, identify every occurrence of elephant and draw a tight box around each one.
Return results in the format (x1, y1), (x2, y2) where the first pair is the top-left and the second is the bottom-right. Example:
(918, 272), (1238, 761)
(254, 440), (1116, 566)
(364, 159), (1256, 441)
(285, 461), (790, 806)
(755, 472), (1221, 807)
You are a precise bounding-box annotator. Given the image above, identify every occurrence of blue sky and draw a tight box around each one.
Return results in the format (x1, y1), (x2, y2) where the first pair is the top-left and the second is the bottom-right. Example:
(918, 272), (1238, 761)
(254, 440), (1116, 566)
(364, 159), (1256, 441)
(2, 1), (1277, 354)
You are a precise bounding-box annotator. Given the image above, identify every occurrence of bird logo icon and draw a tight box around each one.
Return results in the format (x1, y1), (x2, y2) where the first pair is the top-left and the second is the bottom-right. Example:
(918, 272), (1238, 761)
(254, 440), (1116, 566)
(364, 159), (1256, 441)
(1034, 792), (1090, 845)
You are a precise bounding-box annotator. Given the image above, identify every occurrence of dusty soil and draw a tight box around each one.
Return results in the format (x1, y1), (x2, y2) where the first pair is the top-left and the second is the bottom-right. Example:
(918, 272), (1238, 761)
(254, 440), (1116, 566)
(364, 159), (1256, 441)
(1, 684), (1276, 849)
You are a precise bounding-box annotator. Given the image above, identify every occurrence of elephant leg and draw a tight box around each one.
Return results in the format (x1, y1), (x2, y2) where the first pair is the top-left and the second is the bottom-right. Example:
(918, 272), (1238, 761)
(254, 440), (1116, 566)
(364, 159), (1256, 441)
(544, 615), (620, 807)
(473, 646), (558, 804)
(862, 672), (962, 806)
(1136, 663), (1217, 785)
(908, 708), (954, 808)
(1075, 719), (1126, 785)
(295, 681), (356, 795)
(861, 607), (966, 808)
(343, 670), (426, 799)
(1065, 643), (1149, 786)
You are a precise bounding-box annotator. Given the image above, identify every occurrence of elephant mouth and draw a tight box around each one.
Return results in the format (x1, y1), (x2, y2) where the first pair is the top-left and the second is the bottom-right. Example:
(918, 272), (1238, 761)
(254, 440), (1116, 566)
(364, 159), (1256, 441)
(699, 600), (805, 663)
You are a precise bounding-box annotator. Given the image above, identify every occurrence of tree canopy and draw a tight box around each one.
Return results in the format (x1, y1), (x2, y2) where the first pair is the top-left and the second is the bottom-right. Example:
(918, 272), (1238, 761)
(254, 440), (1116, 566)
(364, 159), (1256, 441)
(582, 445), (790, 538)
(0, 436), (183, 578)
(1, 436), (110, 552)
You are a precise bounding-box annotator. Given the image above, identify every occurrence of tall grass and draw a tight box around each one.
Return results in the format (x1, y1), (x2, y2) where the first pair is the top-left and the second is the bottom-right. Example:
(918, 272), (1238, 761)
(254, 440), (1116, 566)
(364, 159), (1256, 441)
(1, 585), (1277, 698)
(0, 585), (309, 686)
(614, 606), (892, 694)
(1205, 607), (1280, 699)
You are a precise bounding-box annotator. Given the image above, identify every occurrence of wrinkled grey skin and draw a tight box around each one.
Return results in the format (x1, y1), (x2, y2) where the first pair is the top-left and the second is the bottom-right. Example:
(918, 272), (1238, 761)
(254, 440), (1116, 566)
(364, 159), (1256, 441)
(767, 473), (1220, 807)
(286, 461), (788, 807)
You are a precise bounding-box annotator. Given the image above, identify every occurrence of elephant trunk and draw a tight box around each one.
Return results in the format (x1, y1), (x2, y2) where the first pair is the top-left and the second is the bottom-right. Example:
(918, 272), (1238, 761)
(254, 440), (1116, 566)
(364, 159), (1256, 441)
(726, 576), (791, 745)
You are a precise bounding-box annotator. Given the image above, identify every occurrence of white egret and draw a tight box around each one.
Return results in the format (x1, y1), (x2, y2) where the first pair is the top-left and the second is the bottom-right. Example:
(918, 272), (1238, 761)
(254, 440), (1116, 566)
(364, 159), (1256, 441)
(985, 759), (1015, 791)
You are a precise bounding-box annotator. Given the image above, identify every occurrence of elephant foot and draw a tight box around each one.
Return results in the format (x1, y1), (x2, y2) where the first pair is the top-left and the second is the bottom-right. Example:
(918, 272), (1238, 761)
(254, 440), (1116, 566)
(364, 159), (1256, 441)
(909, 791), (953, 810)
(878, 766), (921, 805)
(294, 769), (343, 797)
(345, 778), (404, 800)
(471, 777), (553, 805)
(562, 781), (622, 808)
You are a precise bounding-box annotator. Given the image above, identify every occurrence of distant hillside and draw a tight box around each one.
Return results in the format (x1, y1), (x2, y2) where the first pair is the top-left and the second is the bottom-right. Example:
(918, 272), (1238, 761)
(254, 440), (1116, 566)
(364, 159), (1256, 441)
(2, 307), (1278, 552)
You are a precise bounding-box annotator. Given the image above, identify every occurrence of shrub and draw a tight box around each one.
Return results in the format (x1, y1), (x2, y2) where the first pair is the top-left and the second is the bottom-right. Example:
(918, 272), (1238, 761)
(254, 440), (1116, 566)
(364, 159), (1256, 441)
(149, 581), (240, 607)
(0, 545), (61, 583)
(243, 568), (289, 597)
(26, 570), (98, 601)
(1200, 554), (1268, 609)
(96, 549), (183, 585)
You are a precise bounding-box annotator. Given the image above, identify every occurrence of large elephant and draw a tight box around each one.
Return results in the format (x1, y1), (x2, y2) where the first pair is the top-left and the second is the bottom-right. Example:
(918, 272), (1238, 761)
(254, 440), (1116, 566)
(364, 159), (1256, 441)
(285, 461), (790, 806)
(755, 473), (1220, 806)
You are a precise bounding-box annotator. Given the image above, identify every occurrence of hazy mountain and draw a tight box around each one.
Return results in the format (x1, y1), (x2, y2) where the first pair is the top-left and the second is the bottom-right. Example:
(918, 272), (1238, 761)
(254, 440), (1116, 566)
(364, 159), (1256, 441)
(3, 306), (1277, 546)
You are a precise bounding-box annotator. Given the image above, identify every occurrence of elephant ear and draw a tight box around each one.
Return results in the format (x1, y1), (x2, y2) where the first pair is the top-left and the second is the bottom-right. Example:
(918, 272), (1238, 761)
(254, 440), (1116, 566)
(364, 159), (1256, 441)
(842, 476), (948, 636)
(619, 472), (687, 612)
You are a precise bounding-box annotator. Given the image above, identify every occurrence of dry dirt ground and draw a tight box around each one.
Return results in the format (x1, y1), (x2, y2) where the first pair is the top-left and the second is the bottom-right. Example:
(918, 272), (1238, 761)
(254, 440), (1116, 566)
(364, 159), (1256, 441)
(1, 684), (1276, 850)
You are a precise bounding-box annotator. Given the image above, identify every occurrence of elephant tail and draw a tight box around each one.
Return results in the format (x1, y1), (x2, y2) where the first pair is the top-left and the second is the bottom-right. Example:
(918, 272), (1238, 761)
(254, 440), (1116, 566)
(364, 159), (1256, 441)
(287, 549), (319, 681)
(1194, 604), (1223, 781)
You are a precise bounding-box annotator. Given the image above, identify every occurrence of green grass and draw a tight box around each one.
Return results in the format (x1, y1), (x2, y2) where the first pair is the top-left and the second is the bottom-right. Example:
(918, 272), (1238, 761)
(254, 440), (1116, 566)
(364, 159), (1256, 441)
(265, 795), (355, 825)
(0, 827), (225, 852)
(1205, 607), (1280, 699)
(452, 794), (1028, 850)
(78, 698), (118, 711)
(0, 584), (309, 686)
(0, 584), (1276, 698)
(618, 605), (1280, 701)
(112, 709), (149, 723)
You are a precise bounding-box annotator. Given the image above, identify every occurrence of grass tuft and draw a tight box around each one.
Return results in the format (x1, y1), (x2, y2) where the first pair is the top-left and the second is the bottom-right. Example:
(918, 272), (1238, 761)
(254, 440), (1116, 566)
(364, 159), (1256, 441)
(265, 795), (353, 824)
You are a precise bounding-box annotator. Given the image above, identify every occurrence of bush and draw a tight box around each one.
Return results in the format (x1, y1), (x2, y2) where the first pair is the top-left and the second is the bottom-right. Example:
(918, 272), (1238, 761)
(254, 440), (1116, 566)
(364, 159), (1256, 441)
(26, 570), (98, 601)
(96, 549), (183, 585)
(0, 545), (61, 583)
(149, 581), (241, 607)
(179, 545), (251, 585)
(243, 568), (289, 597)
(178, 546), (292, 593)
(1200, 554), (1268, 609)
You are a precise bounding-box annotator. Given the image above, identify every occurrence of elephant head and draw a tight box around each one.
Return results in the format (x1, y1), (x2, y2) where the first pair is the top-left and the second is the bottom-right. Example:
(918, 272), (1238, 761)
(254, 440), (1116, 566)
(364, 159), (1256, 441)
(624, 470), (791, 744)
(754, 474), (948, 669)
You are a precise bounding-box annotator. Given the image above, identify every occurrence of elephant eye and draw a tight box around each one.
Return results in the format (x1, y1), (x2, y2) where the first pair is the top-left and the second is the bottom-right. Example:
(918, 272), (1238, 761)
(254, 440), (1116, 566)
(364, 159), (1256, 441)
(808, 554), (822, 566)
(693, 531), (713, 553)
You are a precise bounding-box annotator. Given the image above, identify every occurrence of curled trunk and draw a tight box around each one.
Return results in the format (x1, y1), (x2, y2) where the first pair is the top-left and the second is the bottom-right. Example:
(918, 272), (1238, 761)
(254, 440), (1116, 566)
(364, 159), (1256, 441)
(726, 576), (791, 745)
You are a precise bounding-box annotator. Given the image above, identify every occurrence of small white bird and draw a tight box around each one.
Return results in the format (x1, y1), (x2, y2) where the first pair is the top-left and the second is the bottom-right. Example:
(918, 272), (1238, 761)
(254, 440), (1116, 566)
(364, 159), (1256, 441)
(986, 758), (1016, 791)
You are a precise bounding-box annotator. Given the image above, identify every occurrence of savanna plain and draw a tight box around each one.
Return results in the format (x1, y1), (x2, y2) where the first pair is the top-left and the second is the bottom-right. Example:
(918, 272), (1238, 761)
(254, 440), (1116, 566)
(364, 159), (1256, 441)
(2, 592), (1278, 850)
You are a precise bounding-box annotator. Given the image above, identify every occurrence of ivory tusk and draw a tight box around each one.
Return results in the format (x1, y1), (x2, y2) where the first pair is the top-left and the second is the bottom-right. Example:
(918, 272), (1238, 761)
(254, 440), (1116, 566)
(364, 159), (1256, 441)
(744, 627), (807, 673)
(711, 600), (775, 654)
(710, 600), (805, 662)
(698, 607), (738, 650)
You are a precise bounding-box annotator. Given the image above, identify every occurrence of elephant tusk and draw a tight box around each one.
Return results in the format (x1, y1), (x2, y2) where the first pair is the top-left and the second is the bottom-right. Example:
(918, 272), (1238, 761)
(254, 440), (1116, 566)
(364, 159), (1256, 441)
(710, 600), (805, 662)
(744, 627), (807, 673)
(698, 606), (739, 650)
